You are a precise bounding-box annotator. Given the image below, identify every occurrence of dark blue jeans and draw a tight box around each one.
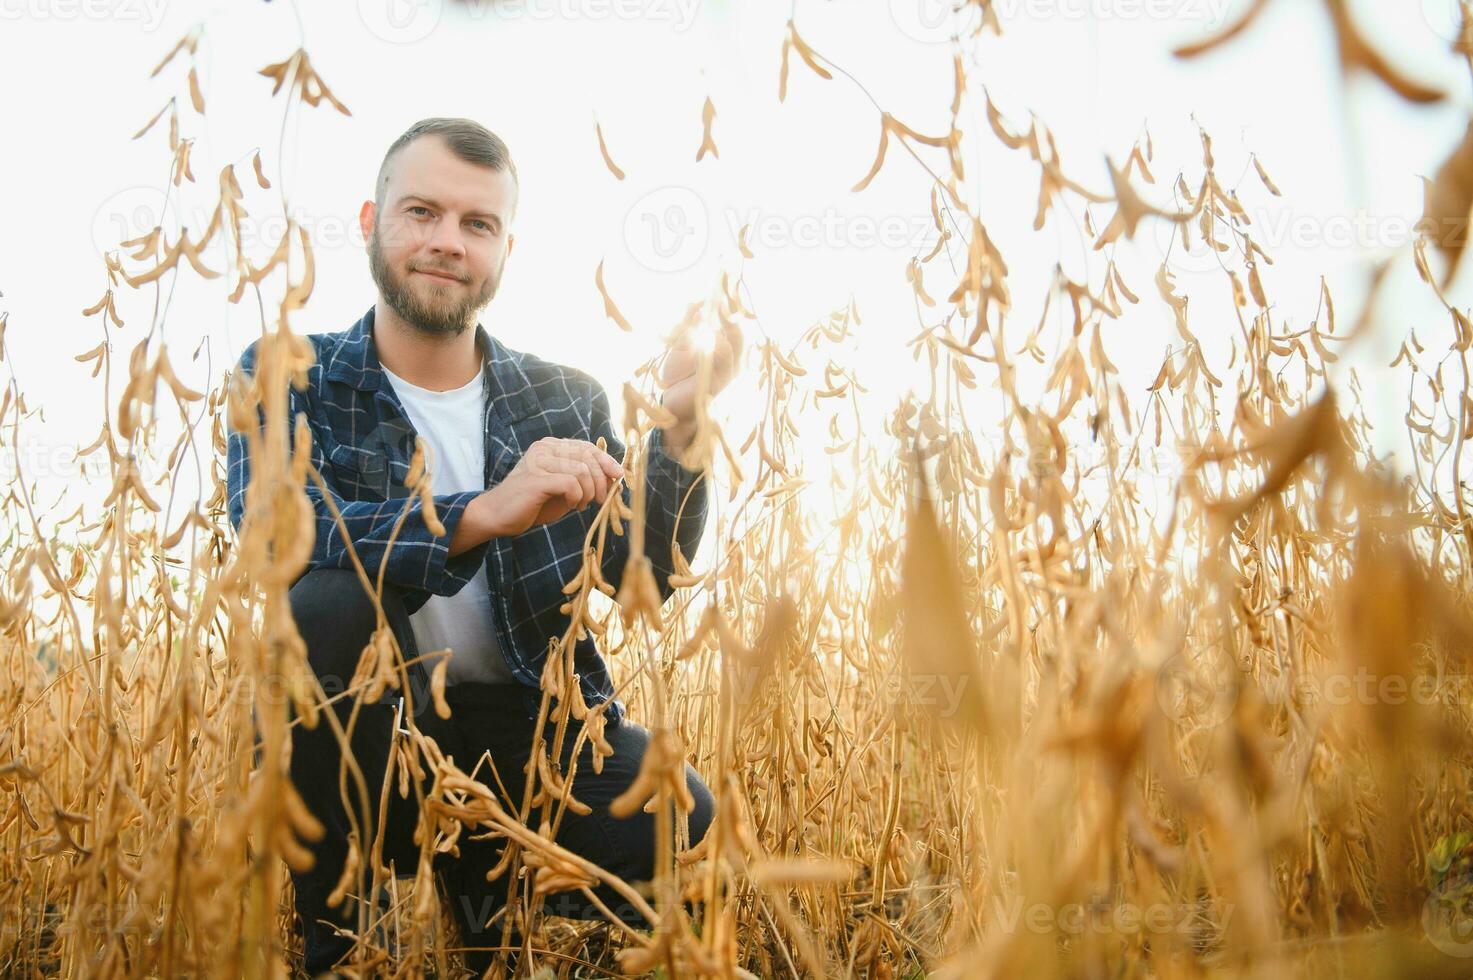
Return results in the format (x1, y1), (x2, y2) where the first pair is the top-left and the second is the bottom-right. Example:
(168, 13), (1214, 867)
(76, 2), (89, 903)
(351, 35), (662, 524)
(284, 568), (715, 976)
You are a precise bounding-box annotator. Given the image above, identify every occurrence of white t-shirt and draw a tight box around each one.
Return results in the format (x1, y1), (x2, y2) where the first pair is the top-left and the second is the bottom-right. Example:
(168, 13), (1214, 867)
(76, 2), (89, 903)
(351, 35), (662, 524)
(381, 362), (515, 686)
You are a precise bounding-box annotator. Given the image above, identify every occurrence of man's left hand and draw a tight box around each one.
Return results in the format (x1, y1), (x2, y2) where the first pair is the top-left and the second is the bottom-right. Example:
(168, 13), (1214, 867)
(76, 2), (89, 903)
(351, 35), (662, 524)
(657, 317), (742, 426)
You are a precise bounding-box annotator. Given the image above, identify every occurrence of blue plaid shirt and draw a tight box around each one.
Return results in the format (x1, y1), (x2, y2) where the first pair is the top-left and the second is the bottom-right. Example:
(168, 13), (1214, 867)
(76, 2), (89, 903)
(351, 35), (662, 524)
(225, 305), (710, 726)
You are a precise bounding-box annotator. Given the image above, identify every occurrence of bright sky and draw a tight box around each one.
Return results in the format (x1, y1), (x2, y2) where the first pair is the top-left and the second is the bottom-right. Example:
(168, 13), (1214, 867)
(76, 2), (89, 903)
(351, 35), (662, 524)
(1, 0), (1468, 540)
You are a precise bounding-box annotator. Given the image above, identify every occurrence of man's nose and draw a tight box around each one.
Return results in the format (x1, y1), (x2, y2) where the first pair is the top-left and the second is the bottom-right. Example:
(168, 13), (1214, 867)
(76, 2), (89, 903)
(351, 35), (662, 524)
(425, 217), (466, 258)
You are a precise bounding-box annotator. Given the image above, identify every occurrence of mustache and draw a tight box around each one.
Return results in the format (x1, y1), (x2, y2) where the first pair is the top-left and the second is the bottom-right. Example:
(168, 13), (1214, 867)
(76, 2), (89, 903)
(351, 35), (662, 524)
(413, 266), (466, 282)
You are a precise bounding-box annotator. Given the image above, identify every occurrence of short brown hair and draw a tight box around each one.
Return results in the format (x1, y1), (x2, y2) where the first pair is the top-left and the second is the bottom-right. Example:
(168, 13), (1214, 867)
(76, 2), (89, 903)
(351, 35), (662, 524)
(376, 117), (519, 220)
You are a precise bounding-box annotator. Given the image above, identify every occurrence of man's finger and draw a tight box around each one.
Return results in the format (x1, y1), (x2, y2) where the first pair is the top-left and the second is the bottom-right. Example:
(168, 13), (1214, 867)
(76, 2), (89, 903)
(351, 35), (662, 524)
(577, 462), (599, 508)
(541, 455), (597, 504)
(587, 444), (623, 482)
(575, 448), (606, 495)
(590, 463), (610, 504)
(545, 474), (580, 511)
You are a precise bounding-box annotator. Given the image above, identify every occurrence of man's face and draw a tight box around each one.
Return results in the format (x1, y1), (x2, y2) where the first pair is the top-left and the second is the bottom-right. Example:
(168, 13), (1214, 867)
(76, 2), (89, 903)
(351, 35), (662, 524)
(363, 135), (517, 337)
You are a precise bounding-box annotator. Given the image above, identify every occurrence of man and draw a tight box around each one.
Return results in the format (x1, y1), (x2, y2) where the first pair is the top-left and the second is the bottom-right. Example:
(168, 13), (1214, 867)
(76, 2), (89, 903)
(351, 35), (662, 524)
(225, 118), (740, 975)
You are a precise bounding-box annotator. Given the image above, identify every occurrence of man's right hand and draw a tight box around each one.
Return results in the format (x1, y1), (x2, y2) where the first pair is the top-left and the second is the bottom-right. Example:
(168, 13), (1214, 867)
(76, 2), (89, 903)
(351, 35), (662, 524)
(480, 437), (624, 538)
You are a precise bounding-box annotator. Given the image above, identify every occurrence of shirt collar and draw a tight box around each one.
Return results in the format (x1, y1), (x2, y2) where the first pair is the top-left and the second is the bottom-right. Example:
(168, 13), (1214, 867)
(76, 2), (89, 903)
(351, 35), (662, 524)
(326, 304), (539, 421)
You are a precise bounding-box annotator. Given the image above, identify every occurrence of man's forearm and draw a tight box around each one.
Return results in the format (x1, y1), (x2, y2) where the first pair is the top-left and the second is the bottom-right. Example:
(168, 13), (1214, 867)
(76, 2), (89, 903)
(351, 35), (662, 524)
(448, 417), (699, 561)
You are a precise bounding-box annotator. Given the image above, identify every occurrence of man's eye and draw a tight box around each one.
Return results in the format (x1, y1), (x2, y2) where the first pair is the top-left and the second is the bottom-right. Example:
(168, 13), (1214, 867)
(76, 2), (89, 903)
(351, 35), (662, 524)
(410, 206), (431, 217)
(471, 220), (491, 232)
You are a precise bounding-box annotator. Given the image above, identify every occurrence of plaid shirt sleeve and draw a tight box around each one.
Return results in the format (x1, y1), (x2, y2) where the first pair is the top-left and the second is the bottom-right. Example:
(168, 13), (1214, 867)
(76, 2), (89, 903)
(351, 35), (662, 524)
(225, 340), (492, 597)
(584, 376), (710, 604)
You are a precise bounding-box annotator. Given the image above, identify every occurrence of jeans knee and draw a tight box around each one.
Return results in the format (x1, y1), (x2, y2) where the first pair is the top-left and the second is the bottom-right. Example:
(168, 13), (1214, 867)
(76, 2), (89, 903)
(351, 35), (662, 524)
(287, 568), (410, 693)
(288, 568), (376, 629)
(685, 767), (716, 848)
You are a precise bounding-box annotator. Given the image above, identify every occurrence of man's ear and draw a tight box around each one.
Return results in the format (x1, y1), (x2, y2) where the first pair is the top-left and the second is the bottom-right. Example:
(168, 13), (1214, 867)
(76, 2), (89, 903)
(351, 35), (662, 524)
(505, 232), (515, 261)
(358, 200), (375, 245)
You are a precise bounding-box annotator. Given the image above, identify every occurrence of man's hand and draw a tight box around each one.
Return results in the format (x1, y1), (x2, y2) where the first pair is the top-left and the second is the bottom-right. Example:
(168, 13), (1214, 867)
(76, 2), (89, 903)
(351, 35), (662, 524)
(655, 318), (743, 456)
(461, 438), (623, 545)
(657, 317), (743, 427)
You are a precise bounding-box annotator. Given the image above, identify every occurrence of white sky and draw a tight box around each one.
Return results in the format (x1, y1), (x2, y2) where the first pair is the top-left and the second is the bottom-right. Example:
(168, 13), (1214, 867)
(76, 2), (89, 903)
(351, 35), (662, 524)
(1, 0), (1469, 538)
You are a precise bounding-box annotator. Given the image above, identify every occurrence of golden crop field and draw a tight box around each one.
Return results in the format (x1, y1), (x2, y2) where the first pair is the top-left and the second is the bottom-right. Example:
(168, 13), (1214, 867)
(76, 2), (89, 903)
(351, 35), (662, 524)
(5, 2), (1473, 978)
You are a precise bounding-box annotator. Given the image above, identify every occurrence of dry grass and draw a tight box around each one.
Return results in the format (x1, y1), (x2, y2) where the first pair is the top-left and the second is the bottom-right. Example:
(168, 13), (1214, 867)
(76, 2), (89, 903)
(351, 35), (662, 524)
(5, 4), (1473, 978)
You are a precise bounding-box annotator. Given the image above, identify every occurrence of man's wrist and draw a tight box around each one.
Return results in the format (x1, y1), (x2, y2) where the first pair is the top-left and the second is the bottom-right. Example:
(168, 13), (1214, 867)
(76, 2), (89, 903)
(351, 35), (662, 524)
(450, 488), (503, 555)
(662, 418), (697, 457)
(657, 391), (697, 455)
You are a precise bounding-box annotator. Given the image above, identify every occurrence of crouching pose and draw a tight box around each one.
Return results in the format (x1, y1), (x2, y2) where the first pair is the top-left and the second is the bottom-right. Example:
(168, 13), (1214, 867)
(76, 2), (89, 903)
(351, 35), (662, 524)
(226, 117), (741, 975)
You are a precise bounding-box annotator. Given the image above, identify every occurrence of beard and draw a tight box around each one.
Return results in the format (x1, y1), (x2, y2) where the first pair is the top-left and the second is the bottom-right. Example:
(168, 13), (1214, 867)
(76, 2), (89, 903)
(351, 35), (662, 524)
(368, 226), (500, 337)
